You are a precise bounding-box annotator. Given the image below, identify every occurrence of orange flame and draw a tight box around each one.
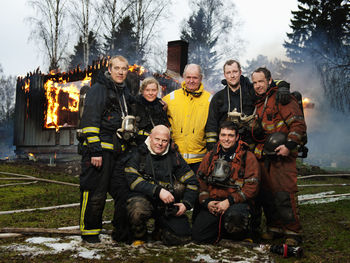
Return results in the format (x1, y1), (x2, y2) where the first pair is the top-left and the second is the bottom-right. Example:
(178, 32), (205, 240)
(44, 73), (91, 131)
(302, 97), (315, 109)
(23, 79), (30, 93)
(128, 64), (146, 75)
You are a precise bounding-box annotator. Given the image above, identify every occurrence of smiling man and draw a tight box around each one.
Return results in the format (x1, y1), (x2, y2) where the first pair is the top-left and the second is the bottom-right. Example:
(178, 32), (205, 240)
(123, 125), (198, 245)
(192, 121), (260, 244)
(162, 64), (212, 174)
(251, 67), (307, 246)
(79, 55), (135, 243)
(205, 60), (257, 151)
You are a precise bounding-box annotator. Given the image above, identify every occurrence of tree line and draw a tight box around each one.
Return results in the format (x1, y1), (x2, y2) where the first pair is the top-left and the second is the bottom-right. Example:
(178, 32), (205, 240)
(26, 0), (243, 80)
(0, 0), (349, 128)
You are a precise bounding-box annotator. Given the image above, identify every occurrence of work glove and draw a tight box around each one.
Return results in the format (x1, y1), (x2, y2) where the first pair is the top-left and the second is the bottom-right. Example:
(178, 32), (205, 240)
(276, 81), (291, 105)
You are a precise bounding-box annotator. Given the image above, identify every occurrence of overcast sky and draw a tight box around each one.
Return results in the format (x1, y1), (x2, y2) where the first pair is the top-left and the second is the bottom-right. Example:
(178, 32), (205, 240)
(0, 0), (298, 77)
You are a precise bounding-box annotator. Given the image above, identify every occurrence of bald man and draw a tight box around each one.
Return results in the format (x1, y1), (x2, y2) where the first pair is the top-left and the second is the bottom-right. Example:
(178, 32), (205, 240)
(123, 125), (199, 245)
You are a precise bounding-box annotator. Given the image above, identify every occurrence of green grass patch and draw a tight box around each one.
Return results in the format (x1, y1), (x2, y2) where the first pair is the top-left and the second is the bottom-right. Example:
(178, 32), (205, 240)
(1, 163), (350, 262)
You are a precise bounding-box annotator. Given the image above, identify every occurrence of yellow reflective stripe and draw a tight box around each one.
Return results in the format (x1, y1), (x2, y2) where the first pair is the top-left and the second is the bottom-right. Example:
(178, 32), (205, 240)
(186, 184), (198, 191)
(206, 132), (217, 137)
(81, 229), (101, 235)
(87, 136), (100, 143)
(276, 121), (284, 129)
(130, 177), (145, 190)
(101, 142), (113, 150)
(125, 167), (142, 176)
(262, 121), (284, 131)
(206, 138), (217, 143)
(121, 144), (126, 151)
(80, 191), (88, 232)
(254, 147), (262, 158)
(138, 130), (150, 136)
(83, 142), (87, 146)
(82, 127), (100, 134)
(80, 192), (102, 235)
(179, 170), (194, 183)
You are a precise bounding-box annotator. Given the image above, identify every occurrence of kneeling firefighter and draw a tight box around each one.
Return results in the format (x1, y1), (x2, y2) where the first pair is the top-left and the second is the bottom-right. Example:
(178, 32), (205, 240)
(78, 56), (137, 243)
(123, 125), (199, 245)
(192, 121), (260, 244)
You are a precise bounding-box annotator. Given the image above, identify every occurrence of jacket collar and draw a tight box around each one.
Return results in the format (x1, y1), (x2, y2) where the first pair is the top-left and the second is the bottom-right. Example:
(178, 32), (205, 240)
(145, 136), (170, 156)
(181, 81), (204, 97)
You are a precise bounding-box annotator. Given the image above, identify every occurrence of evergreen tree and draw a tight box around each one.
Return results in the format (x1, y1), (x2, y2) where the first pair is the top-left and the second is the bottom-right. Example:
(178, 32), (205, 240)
(180, 0), (241, 87)
(104, 16), (139, 63)
(284, 0), (350, 111)
(69, 31), (101, 69)
(181, 7), (219, 80)
(243, 55), (291, 81)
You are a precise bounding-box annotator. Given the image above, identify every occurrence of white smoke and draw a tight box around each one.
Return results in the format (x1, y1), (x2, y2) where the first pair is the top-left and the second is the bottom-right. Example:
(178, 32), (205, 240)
(288, 64), (350, 168)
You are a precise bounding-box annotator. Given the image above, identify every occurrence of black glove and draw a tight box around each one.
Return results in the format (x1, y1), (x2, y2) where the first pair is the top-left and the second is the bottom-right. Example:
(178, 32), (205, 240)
(276, 80), (291, 105)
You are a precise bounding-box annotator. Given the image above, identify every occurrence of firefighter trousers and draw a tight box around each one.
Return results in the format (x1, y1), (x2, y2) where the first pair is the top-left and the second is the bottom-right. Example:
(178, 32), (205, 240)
(192, 203), (251, 244)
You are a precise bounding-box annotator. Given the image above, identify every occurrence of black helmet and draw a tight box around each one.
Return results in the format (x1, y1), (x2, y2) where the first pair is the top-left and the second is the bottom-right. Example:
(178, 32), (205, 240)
(263, 132), (287, 155)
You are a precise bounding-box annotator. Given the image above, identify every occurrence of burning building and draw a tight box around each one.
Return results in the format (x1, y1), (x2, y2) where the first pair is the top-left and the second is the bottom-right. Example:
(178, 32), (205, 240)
(13, 41), (187, 160)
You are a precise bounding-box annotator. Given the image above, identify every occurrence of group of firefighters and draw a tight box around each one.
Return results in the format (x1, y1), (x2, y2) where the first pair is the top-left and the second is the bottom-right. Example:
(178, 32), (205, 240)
(78, 55), (307, 248)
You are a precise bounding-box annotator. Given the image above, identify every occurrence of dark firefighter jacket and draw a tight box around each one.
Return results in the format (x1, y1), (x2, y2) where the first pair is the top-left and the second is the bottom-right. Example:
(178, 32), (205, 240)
(134, 94), (170, 144)
(253, 86), (307, 159)
(205, 76), (256, 144)
(197, 140), (260, 206)
(124, 142), (199, 210)
(80, 71), (134, 156)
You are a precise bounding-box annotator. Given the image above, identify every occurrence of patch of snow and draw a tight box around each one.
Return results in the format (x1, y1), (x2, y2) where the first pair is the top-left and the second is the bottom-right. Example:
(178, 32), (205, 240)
(26, 237), (58, 244)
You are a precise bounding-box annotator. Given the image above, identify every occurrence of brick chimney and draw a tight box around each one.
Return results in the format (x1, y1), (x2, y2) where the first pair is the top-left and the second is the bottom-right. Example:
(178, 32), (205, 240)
(166, 40), (188, 78)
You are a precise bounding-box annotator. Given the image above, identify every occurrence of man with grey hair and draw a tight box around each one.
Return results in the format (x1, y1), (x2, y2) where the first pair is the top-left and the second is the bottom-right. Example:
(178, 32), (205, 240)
(163, 64), (212, 174)
(124, 125), (198, 245)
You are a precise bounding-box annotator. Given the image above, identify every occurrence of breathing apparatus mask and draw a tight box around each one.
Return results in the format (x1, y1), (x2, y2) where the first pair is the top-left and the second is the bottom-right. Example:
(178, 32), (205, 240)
(117, 115), (138, 140)
(209, 157), (232, 185)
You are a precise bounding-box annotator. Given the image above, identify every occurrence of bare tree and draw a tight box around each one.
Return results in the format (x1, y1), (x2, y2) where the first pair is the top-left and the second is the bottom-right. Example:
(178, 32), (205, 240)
(70, 0), (100, 68)
(128, 0), (171, 64)
(27, 0), (69, 71)
(0, 65), (16, 123)
(97, 0), (133, 53)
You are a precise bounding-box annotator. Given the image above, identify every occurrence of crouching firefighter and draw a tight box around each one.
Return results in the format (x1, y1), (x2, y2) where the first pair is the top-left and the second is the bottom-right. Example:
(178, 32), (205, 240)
(192, 121), (260, 244)
(78, 55), (137, 243)
(124, 125), (199, 245)
(251, 67), (307, 246)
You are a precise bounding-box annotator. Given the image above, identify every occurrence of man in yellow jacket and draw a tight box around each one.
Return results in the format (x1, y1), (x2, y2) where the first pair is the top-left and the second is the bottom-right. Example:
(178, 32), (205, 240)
(163, 64), (212, 173)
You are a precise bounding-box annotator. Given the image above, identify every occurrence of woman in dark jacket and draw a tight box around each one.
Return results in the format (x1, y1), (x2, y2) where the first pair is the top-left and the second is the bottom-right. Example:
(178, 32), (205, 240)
(135, 77), (170, 145)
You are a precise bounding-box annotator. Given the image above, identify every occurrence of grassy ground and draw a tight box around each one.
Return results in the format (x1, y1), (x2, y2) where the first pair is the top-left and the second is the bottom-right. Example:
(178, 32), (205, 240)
(0, 162), (350, 262)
